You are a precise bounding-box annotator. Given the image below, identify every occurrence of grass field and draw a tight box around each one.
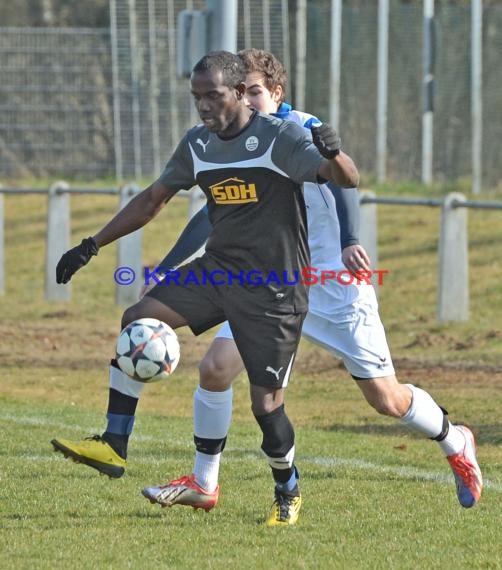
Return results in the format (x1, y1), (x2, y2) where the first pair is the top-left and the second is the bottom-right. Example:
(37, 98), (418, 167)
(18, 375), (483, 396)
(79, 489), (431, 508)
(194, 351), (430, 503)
(1, 184), (502, 569)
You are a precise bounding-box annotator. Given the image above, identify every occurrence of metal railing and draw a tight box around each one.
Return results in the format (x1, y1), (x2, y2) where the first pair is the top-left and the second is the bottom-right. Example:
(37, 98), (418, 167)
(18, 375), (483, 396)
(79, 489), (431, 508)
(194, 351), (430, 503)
(0, 182), (142, 305)
(359, 191), (502, 322)
(1, 186), (501, 321)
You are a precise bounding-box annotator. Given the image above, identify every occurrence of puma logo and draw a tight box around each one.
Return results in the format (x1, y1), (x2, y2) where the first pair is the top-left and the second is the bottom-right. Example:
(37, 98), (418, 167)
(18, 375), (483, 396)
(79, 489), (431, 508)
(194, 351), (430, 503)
(196, 138), (210, 152)
(266, 366), (284, 381)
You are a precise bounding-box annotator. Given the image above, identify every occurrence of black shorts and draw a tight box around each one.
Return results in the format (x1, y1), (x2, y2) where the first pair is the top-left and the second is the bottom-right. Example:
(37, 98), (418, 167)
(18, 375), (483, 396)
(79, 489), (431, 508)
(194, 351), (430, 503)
(146, 256), (306, 388)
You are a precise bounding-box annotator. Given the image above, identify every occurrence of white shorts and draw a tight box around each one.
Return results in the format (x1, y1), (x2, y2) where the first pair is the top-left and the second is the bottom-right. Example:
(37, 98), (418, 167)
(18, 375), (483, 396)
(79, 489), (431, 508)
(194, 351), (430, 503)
(215, 299), (395, 380)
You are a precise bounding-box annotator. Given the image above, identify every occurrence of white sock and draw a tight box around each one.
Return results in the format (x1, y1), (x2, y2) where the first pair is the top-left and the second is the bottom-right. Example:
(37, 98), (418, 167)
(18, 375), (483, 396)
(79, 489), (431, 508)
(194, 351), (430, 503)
(193, 451), (221, 493)
(192, 386), (233, 492)
(109, 364), (145, 398)
(437, 425), (466, 456)
(400, 384), (465, 455)
(193, 386), (233, 439)
(400, 384), (445, 437)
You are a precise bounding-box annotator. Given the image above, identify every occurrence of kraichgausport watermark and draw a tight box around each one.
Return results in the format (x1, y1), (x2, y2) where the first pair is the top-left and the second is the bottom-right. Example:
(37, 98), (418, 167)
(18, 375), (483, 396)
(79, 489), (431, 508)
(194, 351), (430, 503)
(114, 267), (136, 285)
(113, 266), (388, 287)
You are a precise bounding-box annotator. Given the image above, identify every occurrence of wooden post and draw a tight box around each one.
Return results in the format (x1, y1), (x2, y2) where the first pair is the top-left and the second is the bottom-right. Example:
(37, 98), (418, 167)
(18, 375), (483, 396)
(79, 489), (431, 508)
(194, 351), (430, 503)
(45, 181), (71, 301)
(359, 190), (379, 294)
(116, 183), (142, 305)
(438, 193), (469, 321)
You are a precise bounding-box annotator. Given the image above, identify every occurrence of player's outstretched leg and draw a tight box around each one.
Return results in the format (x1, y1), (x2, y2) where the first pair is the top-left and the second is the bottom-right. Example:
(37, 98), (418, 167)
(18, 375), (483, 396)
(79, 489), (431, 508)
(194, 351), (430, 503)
(51, 361), (144, 478)
(397, 384), (483, 507)
(358, 377), (483, 508)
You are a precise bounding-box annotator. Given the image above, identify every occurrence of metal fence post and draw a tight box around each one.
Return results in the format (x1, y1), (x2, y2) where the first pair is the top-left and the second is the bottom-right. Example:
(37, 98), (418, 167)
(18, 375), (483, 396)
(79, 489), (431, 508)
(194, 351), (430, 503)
(45, 181), (71, 301)
(116, 183), (142, 305)
(329, 0), (342, 130)
(294, 0), (307, 110)
(438, 192), (468, 322)
(0, 191), (4, 295)
(376, 0), (389, 183)
(359, 190), (379, 294)
(471, 0), (483, 195)
(205, 0), (237, 52)
(422, 0), (435, 185)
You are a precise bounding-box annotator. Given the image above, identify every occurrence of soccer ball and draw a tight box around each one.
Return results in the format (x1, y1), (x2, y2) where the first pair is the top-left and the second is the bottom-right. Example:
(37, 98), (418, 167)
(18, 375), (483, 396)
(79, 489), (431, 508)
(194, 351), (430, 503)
(115, 318), (180, 383)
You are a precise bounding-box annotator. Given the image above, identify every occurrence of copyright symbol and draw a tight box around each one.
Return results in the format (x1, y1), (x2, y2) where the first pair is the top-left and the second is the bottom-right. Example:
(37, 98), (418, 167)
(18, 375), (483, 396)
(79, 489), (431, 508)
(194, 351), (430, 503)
(114, 267), (135, 285)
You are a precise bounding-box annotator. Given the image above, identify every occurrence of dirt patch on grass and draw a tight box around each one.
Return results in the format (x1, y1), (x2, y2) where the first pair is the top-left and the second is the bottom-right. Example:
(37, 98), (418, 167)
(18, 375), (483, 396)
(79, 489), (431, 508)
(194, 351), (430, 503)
(293, 342), (502, 388)
(404, 329), (502, 352)
(2, 320), (501, 381)
(0, 321), (212, 371)
(0, 322), (118, 370)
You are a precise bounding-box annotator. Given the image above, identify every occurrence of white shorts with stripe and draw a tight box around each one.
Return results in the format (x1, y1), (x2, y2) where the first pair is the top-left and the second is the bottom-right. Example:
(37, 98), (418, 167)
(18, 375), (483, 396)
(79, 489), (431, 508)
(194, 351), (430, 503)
(215, 297), (395, 380)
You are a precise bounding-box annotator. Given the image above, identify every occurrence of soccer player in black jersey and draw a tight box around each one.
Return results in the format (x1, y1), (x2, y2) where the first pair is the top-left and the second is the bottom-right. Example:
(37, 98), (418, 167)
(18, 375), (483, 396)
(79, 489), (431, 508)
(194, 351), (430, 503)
(140, 50), (483, 520)
(51, 50), (359, 524)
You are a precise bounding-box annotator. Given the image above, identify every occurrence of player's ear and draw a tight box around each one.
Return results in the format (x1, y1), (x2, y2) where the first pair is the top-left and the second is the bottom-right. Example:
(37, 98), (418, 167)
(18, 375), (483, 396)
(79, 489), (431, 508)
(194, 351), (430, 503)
(235, 82), (247, 100)
(271, 84), (283, 105)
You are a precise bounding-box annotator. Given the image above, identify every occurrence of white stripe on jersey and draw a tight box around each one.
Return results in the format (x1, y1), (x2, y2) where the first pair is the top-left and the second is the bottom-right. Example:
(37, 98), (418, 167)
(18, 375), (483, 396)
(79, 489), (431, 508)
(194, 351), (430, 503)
(188, 139), (289, 179)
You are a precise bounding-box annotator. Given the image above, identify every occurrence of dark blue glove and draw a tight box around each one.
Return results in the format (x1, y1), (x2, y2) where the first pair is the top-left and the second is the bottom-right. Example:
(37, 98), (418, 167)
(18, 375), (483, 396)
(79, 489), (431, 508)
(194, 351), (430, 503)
(311, 123), (341, 159)
(56, 236), (99, 284)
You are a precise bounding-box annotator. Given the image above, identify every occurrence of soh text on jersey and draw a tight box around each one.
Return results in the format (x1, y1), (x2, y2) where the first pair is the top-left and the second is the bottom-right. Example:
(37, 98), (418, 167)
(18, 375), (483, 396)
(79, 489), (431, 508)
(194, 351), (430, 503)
(209, 177), (258, 204)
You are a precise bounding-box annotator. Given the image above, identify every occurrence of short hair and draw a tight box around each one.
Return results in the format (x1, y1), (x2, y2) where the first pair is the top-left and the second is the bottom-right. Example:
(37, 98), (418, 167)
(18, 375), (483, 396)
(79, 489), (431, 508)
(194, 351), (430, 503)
(238, 48), (287, 99)
(192, 51), (246, 88)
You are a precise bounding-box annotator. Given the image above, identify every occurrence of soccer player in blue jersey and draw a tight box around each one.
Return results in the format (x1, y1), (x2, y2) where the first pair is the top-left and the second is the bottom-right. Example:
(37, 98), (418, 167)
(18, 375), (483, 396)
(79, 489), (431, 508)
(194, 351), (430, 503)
(51, 50), (361, 524)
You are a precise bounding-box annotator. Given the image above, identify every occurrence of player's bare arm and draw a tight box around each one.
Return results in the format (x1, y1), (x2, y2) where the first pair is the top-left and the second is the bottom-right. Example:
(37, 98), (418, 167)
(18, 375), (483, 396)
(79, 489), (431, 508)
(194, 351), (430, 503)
(56, 179), (177, 284)
(93, 180), (177, 247)
(318, 151), (359, 188)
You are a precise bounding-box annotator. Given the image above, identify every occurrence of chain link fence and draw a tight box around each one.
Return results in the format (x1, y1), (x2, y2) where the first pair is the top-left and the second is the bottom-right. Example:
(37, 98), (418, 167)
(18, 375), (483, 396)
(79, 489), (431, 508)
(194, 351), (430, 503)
(1, 0), (501, 188)
(0, 27), (113, 178)
(307, 0), (502, 187)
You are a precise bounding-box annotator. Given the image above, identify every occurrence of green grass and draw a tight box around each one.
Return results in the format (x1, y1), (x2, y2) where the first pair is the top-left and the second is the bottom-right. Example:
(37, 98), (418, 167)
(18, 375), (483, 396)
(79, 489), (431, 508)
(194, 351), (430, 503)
(1, 183), (502, 569)
(2, 394), (502, 570)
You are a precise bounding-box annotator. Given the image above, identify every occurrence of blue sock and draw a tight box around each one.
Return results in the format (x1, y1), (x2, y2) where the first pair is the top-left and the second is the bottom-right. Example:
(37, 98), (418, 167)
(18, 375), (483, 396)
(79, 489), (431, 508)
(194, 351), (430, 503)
(275, 468), (298, 493)
(105, 413), (135, 436)
(103, 413), (135, 458)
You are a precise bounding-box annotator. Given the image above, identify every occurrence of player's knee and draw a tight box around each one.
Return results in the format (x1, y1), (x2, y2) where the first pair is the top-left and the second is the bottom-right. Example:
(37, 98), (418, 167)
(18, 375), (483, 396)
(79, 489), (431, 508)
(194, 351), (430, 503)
(199, 339), (243, 390)
(121, 305), (141, 328)
(254, 404), (295, 462)
(357, 376), (412, 418)
(251, 399), (274, 416)
(365, 386), (412, 418)
(249, 384), (285, 416)
(369, 398), (402, 417)
(199, 353), (231, 390)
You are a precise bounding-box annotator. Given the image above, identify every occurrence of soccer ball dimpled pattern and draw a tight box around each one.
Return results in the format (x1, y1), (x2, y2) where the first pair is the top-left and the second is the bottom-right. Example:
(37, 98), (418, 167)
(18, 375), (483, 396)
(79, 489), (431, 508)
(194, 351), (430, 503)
(116, 318), (180, 382)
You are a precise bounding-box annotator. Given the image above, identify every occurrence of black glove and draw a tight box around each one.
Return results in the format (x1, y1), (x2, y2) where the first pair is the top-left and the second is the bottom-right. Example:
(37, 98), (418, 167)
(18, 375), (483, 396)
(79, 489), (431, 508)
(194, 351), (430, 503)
(311, 123), (341, 159)
(56, 237), (99, 284)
